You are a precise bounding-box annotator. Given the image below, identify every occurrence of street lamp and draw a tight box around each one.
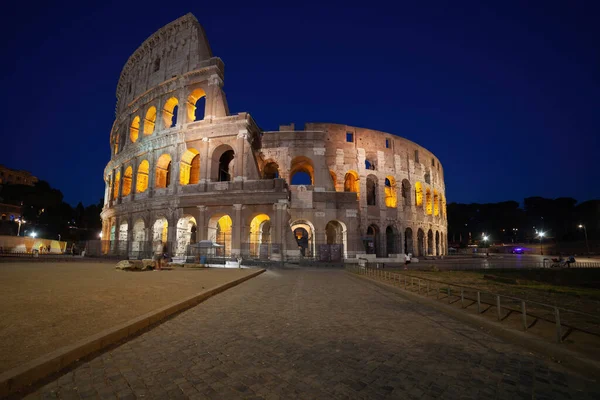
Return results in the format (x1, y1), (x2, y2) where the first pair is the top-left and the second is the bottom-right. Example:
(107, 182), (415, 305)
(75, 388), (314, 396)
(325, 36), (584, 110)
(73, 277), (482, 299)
(578, 224), (590, 255)
(30, 232), (37, 238)
(483, 235), (489, 256)
(99, 232), (103, 239)
(538, 231), (545, 255)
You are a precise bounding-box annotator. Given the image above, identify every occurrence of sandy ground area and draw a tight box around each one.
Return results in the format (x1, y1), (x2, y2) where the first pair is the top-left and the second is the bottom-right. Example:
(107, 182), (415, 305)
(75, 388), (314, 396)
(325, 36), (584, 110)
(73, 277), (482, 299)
(0, 261), (256, 373)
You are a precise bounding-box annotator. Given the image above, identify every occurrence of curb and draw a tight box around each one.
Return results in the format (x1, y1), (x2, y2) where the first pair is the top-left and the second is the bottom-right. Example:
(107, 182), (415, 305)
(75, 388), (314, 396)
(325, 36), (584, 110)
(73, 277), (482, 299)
(0, 268), (266, 397)
(349, 272), (600, 381)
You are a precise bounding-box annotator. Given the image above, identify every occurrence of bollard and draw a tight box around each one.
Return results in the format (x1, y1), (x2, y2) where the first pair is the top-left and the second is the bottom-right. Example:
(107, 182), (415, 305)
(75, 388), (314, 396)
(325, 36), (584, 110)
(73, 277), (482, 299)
(521, 301), (527, 331)
(461, 289), (464, 308)
(477, 292), (481, 314)
(496, 296), (502, 320)
(554, 307), (562, 343)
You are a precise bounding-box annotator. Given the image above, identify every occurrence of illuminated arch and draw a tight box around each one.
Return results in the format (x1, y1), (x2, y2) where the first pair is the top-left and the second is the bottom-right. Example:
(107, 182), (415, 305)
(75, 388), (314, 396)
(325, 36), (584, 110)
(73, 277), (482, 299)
(434, 190), (440, 216)
(426, 188), (432, 215)
(136, 160), (149, 193)
(326, 220), (347, 259)
(291, 219), (315, 257)
(187, 88), (206, 122)
(208, 214), (233, 256)
(415, 182), (423, 207)
(384, 176), (397, 208)
(143, 106), (157, 135)
(152, 218), (168, 244)
(180, 148), (200, 185)
(176, 215), (197, 256)
(330, 170), (337, 190)
(290, 156), (314, 185)
(131, 218), (145, 257)
(130, 116), (140, 143)
(263, 162), (279, 179)
(122, 166), (133, 197)
(162, 97), (179, 128)
(112, 171), (120, 200)
(343, 170), (359, 195)
(249, 214), (271, 258)
(155, 154), (172, 188)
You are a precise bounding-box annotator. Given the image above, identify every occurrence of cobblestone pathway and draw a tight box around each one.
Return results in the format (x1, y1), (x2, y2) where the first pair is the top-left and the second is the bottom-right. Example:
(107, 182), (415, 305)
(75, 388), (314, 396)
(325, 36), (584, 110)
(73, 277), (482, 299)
(29, 269), (600, 399)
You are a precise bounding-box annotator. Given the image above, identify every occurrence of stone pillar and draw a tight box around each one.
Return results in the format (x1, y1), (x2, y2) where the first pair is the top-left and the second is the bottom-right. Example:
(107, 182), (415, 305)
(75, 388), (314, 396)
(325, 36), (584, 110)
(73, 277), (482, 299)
(235, 131), (247, 182)
(231, 204), (243, 256)
(117, 165), (125, 204)
(196, 206), (207, 241)
(201, 138), (210, 181)
(167, 212), (178, 256)
(312, 147), (330, 191)
(172, 143), (185, 194)
(130, 158), (138, 201)
(126, 216), (134, 258)
(148, 152), (156, 197)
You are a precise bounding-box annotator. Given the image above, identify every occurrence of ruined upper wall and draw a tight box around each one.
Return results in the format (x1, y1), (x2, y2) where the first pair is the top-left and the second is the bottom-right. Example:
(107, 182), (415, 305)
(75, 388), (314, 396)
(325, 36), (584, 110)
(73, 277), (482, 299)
(115, 13), (213, 113)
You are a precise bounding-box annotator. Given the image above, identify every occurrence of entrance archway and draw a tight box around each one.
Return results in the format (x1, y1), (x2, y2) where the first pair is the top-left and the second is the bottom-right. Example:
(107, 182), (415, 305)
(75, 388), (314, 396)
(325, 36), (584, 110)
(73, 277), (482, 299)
(249, 214), (271, 258)
(152, 218), (168, 244)
(404, 227), (413, 255)
(325, 220), (347, 260)
(176, 216), (197, 257)
(386, 226), (399, 256)
(131, 219), (145, 257)
(427, 229), (434, 255)
(417, 228), (425, 257)
(365, 224), (380, 256)
(291, 219), (315, 257)
(435, 231), (440, 256)
(208, 214), (232, 256)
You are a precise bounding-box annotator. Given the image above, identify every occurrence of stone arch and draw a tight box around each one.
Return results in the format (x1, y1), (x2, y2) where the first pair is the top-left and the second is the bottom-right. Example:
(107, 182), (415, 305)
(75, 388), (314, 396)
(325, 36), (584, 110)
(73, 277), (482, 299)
(365, 224), (381, 256)
(136, 160), (149, 193)
(415, 182), (423, 207)
(176, 215), (197, 257)
(325, 220), (347, 259)
(249, 214), (271, 258)
(130, 116), (140, 143)
(152, 217), (168, 244)
(122, 166), (133, 196)
(434, 190), (440, 216)
(329, 170), (337, 191)
(263, 161), (280, 179)
(427, 229), (434, 255)
(143, 106), (156, 135)
(291, 219), (315, 257)
(404, 227), (414, 255)
(112, 171), (120, 200)
(366, 174), (377, 206)
(435, 230), (440, 256)
(187, 88), (206, 122)
(426, 188), (432, 215)
(180, 148), (200, 185)
(290, 156), (314, 185)
(211, 144), (235, 182)
(162, 97), (179, 128)
(384, 176), (397, 208)
(155, 154), (172, 188)
(208, 214), (232, 256)
(417, 228), (425, 257)
(344, 170), (360, 195)
(118, 221), (128, 253)
(401, 179), (411, 207)
(385, 225), (400, 256)
(131, 218), (146, 257)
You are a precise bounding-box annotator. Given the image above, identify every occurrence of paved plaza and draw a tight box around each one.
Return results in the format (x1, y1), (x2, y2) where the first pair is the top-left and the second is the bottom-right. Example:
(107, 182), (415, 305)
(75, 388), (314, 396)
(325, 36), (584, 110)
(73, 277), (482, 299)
(29, 268), (600, 399)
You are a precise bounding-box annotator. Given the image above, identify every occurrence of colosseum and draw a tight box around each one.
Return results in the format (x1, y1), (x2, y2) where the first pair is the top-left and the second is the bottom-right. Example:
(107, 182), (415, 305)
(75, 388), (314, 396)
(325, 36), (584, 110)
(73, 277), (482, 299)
(100, 13), (447, 262)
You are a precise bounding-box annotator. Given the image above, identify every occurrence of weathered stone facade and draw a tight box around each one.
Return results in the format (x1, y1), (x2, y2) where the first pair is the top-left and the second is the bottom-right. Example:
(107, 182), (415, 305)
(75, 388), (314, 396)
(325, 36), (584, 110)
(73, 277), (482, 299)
(101, 13), (447, 260)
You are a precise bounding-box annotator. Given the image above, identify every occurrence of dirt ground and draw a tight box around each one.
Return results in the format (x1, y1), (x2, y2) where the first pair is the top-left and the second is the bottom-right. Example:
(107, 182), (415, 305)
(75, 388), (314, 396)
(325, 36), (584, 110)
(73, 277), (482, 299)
(0, 261), (257, 373)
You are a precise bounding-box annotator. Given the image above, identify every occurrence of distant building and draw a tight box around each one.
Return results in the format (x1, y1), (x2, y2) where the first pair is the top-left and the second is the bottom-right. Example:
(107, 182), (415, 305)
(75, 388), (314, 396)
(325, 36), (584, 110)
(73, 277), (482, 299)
(0, 203), (21, 221)
(0, 165), (38, 186)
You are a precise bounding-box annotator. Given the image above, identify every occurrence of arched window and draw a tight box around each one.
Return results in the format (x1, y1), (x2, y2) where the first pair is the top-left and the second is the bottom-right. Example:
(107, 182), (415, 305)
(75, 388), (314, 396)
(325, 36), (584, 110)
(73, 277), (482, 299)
(344, 171), (359, 195)
(143, 106), (156, 135)
(112, 171), (120, 200)
(263, 162), (279, 179)
(401, 179), (411, 206)
(424, 171), (431, 184)
(211, 145), (235, 182)
(187, 88), (206, 122)
(384, 176), (397, 208)
(365, 159), (376, 170)
(130, 116), (140, 143)
(434, 190), (440, 216)
(290, 156), (314, 185)
(122, 166), (133, 196)
(218, 150), (234, 182)
(136, 160), (149, 193)
(426, 188), (432, 215)
(415, 182), (423, 207)
(162, 97), (179, 129)
(427, 229), (434, 255)
(180, 148), (200, 185)
(366, 175), (377, 206)
(155, 154), (172, 188)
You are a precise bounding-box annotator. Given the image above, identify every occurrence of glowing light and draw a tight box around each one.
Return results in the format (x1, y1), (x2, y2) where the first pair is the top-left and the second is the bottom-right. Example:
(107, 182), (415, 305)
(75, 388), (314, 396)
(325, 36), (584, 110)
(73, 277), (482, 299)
(538, 231), (545, 238)
(99, 232), (103, 239)
(31, 232), (37, 238)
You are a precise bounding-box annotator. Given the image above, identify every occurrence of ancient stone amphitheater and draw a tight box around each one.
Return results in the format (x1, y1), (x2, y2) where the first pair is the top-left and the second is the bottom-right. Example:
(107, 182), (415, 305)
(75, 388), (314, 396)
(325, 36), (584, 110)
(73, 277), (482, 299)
(100, 13), (447, 261)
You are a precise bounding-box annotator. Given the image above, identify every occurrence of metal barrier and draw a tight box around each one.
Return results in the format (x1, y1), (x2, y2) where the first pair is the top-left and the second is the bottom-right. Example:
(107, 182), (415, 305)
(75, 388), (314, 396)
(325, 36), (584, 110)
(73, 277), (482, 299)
(347, 265), (600, 343)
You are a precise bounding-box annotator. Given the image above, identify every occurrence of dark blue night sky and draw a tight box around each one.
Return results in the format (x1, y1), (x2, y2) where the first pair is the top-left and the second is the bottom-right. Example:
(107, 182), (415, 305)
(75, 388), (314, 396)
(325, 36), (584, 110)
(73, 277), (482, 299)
(1, 0), (598, 206)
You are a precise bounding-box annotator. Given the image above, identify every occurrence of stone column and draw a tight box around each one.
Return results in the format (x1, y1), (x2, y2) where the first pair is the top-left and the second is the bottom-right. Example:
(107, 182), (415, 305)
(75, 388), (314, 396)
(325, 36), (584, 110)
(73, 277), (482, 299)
(167, 211), (178, 256)
(130, 158), (138, 201)
(148, 151), (156, 197)
(117, 165), (124, 204)
(235, 131), (247, 182)
(201, 138), (210, 181)
(231, 204), (243, 256)
(126, 216), (134, 258)
(195, 206), (207, 241)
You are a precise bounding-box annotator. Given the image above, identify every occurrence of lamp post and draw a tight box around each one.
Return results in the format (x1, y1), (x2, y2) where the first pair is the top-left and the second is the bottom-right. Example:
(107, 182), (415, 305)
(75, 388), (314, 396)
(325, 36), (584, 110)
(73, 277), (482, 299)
(538, 231), (545, 255)
(578, 224), (590, 255)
